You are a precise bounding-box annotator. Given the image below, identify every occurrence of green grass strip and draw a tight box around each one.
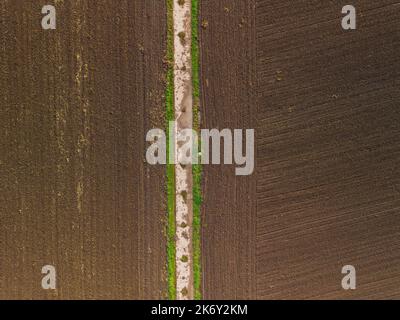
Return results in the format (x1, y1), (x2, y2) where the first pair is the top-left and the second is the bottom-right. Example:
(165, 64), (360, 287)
(191, 0), (202, 300)
(166, 0), (176, 300)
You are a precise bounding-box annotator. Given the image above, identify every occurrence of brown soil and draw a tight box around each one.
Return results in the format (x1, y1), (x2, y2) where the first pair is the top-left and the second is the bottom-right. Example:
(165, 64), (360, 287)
(200, 0), (400, 299)
(199, 0), (257, 299)
(0, 0), (167, 299)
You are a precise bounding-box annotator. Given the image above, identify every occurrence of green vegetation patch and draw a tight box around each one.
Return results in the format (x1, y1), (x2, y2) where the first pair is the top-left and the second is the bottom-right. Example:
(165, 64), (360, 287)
(191, 0), (202, 301)
(166, 0), (176, 300)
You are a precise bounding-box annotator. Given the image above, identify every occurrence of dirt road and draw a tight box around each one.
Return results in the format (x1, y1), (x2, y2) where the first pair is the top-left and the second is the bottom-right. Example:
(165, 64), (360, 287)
(0, 0), (167, 299)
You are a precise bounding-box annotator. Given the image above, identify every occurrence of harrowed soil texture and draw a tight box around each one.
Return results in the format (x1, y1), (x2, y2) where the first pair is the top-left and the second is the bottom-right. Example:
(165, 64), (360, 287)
(199, 0), (400, 299)
(0, 0), (167, 299)
(1, 0), (400, 300)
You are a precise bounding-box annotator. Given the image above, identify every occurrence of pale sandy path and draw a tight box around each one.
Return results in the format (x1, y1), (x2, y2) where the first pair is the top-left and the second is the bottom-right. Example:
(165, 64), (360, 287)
(173, 0), (194, 300)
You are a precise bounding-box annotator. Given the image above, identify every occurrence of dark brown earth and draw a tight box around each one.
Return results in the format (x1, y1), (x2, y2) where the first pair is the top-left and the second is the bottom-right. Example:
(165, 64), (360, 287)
(0, 0), (167, 299)
(200, 0), (400, 299)
(199, 0), (257, 299)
